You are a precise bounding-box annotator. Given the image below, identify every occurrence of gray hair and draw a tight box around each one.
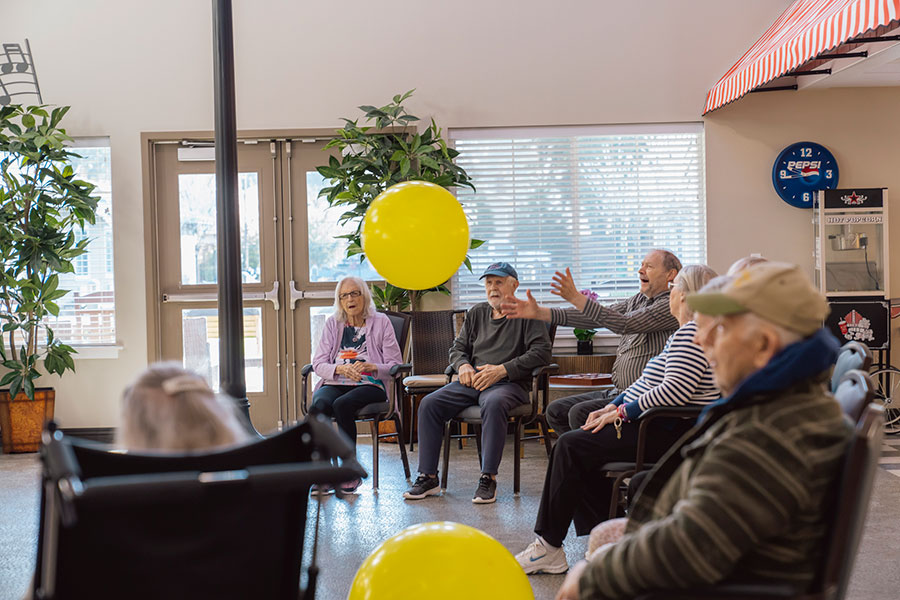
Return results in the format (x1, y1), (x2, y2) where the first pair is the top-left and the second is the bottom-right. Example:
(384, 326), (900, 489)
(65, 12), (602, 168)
(332, 276), (376, 323)
(650, 249), (683, 273)
(673, 264), (718, 294)
(116, 362), (249, 452)
(727, 255), (768, 276)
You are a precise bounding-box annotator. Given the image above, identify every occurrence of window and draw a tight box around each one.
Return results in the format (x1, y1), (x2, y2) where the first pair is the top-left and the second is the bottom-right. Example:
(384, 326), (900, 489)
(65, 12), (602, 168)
(49, 138), (116, 346)
(451, 124), (706, 330)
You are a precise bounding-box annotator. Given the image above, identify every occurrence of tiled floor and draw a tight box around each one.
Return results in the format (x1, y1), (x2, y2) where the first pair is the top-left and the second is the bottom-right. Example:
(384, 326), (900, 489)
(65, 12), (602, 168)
(879, 434), (900, 477)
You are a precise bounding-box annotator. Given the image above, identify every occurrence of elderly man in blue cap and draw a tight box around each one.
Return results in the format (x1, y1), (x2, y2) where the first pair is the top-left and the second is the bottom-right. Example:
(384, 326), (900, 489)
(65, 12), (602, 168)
(404, 262), (551, 504)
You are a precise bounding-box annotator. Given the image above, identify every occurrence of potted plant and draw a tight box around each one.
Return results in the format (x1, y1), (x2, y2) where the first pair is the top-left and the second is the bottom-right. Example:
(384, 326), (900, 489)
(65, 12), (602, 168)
(316, 90), (483, 310)
(573, 289), (599, 355)
(0, 104), (99, 453)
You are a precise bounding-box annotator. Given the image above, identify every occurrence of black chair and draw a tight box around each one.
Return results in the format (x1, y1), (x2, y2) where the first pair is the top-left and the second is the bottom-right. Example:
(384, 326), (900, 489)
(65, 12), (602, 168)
(831, 341), (873, 393)
(631, 372), (882, 600)
(439, 324), (558, 495)
(33, 416), (365, 600)
(401, 309), (467, 451)
(602, 404), (705, 518)
(299, 310), (412, 490)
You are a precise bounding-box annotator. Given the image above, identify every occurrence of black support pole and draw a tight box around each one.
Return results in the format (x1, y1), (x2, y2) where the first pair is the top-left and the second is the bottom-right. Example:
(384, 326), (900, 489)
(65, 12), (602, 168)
(212, 0), (257, 434)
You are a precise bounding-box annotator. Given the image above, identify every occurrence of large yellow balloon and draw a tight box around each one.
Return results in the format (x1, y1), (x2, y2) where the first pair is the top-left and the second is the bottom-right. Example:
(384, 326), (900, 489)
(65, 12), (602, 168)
(362, 181), (470, 290)
(349, 521), (533, 600)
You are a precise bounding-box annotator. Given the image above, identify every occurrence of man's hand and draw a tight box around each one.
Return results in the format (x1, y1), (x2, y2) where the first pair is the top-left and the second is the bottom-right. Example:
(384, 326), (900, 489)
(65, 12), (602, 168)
(551, 268), (588, 311)
(581, 407), (620, 433)
(472, 364), (507, 391)
(554, 560), (587, 600)
(336, 364), (362, 382)
(458, 363), (476, 388)
(500, 290), (551, 321)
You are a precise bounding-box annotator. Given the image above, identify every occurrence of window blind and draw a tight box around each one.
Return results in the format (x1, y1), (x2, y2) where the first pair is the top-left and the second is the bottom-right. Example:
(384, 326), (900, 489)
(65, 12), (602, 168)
(451, 124), (706, 321)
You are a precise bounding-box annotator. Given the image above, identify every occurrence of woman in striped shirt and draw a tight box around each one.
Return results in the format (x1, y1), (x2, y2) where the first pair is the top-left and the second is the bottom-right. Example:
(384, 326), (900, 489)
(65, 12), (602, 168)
(516, 264), (720, 575)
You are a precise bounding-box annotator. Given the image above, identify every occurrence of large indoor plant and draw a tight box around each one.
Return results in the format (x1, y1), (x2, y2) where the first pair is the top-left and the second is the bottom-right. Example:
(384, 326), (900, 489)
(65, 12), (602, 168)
(316, 90), (482, 310)
(0, 104), (99, 452)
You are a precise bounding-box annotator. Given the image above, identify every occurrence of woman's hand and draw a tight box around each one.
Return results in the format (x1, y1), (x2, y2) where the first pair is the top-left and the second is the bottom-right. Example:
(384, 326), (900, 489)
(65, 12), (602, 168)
(551, 268), (588, 310)
(581, 407), (620, 433)
(352, 362), (378, 375)
(336, 364), (362, 382)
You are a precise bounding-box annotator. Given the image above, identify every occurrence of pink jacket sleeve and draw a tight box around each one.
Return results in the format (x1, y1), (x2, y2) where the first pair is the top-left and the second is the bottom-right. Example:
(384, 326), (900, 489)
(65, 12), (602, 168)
(312, 317), (339, 381)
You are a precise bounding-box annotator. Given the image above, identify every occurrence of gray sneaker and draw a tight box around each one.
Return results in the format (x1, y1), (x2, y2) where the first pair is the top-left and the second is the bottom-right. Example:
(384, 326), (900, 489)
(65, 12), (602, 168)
(403, 474), (441, 500)
(515, 537), (569, 574)
(472, 474), (497, 504)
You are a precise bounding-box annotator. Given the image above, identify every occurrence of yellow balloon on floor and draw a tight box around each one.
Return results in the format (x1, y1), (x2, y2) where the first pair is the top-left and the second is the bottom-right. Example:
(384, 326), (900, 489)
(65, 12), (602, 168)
(349, 521), (533, 600)
(361, 181), (470, 290)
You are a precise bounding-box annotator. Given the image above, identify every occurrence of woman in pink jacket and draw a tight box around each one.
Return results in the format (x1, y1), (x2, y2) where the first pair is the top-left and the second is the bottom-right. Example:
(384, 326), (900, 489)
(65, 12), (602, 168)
(310, 276), (403, 493)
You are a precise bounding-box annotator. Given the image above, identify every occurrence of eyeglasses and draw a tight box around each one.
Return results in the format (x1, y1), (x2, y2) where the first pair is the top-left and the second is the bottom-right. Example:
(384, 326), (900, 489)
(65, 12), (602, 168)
(339, 290), (362, 300)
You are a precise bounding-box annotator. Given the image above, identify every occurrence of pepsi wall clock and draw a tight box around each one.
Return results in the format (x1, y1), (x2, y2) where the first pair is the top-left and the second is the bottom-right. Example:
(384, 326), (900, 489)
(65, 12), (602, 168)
(771, 141), (839, 209)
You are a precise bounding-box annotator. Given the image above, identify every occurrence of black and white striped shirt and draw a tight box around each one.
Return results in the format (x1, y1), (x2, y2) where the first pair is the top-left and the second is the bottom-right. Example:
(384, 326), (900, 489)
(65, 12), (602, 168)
(619, 321), (719, 419)
(550, 291), (679, 390)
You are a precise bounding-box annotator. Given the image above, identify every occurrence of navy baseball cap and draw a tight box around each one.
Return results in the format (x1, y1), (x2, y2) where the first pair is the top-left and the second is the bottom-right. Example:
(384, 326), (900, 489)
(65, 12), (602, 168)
(479, 262), (518, 280)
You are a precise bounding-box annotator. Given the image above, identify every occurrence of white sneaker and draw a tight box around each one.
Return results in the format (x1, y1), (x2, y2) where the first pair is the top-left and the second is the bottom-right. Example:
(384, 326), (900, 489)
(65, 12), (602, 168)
(515, 537), (568, 574)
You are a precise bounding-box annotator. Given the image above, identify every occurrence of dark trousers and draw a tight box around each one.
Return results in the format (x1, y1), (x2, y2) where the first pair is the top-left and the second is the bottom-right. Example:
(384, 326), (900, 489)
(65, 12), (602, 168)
(310, 384), (386, 447)
(546, 388), (619, 433)
(416, 381), (527, 476)
(534, 418), (690, 547)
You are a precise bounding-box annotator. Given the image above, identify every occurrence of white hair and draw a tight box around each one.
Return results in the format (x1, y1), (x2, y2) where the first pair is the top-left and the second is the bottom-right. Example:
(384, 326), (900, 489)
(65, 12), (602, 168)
(332, 276), (376, 323)
(116, 362), (249, 452)
(673, 264), (717, 295)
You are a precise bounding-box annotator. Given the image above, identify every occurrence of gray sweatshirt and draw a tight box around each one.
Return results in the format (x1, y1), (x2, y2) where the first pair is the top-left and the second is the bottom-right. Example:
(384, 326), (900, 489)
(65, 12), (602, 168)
(449, 303), (552, 390)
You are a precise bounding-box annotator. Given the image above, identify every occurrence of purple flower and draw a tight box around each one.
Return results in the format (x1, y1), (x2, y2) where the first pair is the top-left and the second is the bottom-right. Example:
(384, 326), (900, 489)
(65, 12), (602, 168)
(579, 289), (599, 303)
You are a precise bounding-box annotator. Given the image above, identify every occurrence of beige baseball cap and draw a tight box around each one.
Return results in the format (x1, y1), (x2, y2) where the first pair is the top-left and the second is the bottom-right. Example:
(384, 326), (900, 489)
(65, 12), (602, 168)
(686, 262), (828, 336)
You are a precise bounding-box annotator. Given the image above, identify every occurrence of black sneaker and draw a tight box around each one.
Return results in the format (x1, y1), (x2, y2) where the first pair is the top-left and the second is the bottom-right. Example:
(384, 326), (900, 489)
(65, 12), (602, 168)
(403, 474), (441, 500)
(472, 474), (497, 504)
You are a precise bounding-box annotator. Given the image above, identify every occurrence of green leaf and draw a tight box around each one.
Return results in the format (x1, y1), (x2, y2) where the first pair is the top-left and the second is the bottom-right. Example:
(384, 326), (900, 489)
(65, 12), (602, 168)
(470, 238), (486, 249)
(23, 377), (35, 401)
(8, 376), (22, 400)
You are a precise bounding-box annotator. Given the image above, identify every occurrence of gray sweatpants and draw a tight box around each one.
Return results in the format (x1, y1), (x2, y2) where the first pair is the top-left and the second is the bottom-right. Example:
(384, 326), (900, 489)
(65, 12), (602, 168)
(416, 381), (527, 476)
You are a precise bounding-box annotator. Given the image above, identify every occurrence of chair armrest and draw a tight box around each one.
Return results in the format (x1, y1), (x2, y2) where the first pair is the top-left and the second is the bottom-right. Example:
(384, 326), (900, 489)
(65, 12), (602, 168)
(301, 364), (313, 377)
(444, 364), (456, 376)
(633, 406), (703, 471)
(390, 363), (412, 377)
(299, 364), (313, 416)
(531, 363), (560, 377)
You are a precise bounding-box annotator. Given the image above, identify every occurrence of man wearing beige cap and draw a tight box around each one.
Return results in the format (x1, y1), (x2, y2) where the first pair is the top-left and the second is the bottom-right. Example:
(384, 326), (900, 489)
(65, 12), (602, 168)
(555, 263), (853, 600)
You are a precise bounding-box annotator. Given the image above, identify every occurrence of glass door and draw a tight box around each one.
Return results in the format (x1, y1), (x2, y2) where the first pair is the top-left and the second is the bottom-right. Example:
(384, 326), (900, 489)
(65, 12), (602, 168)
(150, 136), (382, 433)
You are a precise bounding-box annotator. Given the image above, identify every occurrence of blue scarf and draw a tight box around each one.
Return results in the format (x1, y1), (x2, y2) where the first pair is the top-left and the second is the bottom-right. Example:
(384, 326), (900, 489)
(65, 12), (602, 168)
(698, 328), (840, 423)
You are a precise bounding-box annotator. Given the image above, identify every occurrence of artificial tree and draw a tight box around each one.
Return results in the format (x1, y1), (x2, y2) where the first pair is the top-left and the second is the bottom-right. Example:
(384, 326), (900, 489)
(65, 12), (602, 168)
(0, 104), (99, 451)
(316, 90), (482, 310)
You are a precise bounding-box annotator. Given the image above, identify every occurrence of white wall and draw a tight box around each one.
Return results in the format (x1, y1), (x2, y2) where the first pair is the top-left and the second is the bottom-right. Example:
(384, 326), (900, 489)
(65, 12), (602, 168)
(12, 0), (894, 427)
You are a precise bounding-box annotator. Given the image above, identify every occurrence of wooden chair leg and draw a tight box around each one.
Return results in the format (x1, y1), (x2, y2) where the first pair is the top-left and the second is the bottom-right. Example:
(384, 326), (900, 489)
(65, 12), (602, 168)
(458, 422), (467, 449)
(441, 421), (452, 491)
(369, 420), (379, 490)
(537, 415), (553, 456)
(394, 414), (411, 479)
(514, 420), (523, 495)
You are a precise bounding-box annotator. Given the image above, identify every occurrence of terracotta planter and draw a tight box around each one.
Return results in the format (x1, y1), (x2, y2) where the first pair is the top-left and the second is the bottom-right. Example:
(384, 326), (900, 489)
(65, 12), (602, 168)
(0, 387), (55, 453)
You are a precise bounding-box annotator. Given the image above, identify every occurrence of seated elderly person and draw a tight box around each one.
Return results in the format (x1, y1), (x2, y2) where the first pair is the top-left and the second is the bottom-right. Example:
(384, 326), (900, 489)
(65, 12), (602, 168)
(403, 262), (551, 504)
(310, 276), (403, 493)
(554, 263), (851, 600)
(503, 249), (681, 434)
(117, 362), (250, 452)
(513, 264), (720, 574)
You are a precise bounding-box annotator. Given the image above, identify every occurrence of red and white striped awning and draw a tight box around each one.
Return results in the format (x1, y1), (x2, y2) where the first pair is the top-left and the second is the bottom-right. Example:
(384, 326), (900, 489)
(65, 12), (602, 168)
(704, 0), (900, 114)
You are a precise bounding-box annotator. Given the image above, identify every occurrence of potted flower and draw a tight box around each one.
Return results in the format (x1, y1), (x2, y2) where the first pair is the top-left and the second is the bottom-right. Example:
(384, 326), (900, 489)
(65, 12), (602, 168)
(0, 104), (99, 453)
(573, 289), (599, 355)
